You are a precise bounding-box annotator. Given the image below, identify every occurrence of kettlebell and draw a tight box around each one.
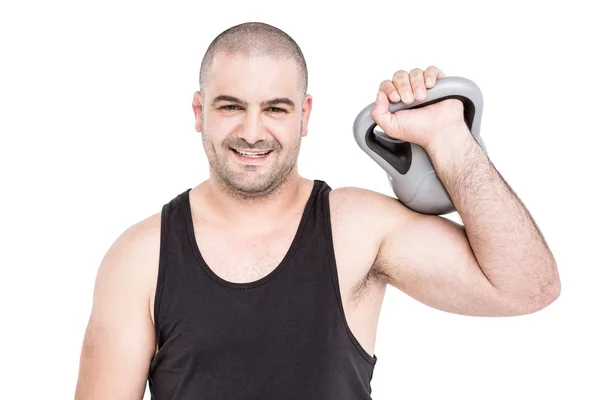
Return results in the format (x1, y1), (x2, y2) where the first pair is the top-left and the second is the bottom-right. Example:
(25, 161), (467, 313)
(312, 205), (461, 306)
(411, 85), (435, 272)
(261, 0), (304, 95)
(353, 76), (487, 215)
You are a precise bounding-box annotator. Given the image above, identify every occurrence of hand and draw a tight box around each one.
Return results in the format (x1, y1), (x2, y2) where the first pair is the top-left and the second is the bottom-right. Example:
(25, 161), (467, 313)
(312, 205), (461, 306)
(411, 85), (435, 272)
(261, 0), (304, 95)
(370, 66), (467, 149)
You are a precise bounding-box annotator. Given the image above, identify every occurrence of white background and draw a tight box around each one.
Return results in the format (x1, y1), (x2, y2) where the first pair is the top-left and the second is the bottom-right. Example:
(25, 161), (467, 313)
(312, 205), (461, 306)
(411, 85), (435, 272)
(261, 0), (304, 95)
(1, 0), (598, 399)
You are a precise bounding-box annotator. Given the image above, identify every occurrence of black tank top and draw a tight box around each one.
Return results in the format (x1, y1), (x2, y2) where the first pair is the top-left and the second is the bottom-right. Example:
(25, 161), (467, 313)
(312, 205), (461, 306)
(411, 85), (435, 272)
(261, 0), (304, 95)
(148, 179), (378, 399)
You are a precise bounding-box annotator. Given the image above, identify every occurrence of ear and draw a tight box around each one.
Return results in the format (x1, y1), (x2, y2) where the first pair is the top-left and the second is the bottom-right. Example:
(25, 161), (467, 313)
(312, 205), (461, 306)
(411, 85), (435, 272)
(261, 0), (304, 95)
(192, 91), (203, 132)
(301, 93), (312, 137)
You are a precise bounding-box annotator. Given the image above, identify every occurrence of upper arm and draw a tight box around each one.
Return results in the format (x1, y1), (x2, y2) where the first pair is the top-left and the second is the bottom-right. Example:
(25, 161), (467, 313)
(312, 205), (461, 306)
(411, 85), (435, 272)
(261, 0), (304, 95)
(376, 205), (518, 316)
(338, 186), (521, 317)
(74, 219), (159, 399)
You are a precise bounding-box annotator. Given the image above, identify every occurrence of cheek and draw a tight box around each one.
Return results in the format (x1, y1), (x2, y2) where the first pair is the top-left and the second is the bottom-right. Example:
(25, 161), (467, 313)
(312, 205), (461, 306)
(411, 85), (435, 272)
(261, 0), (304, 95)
(271, 120), (301, 144)
(203, 119), (234, 143)
(205, 116), (228, 133)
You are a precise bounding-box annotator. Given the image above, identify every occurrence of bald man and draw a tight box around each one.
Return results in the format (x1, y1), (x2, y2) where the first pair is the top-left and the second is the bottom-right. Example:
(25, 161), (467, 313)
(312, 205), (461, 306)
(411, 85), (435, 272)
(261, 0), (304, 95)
(74, 22), (560, 400)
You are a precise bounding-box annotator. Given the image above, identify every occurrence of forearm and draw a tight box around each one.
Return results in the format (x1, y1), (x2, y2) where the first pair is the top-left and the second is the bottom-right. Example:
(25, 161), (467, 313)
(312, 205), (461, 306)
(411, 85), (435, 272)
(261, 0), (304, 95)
(425, 124), (560, 304)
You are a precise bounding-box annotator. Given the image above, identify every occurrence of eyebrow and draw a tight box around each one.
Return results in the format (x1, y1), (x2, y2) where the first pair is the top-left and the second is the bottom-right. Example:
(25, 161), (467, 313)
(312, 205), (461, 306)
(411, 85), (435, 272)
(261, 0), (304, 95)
(212, 95), (296, 110)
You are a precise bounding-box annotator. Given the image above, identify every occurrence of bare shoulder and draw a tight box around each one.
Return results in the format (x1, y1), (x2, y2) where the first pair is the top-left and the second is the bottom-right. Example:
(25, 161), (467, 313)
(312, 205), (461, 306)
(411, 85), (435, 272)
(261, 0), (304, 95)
(120, 210), (163, 321)
(329, 185), (412, 245)
(138, 211), (164, 324)
(74, 210), (162, 398)
(106, 210), (162, 296)
(329, 185), (409, 213)
(328, 186), (413, 289)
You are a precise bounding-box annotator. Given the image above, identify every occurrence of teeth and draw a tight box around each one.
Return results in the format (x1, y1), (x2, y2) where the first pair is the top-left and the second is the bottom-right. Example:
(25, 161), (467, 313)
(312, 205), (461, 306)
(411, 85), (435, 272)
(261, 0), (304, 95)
(235, 149), (270, 157)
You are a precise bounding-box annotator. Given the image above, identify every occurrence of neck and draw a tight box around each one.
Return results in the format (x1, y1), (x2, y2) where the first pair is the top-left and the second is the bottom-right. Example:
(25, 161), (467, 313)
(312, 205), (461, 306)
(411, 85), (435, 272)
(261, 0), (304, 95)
(202, 169), (308, 227)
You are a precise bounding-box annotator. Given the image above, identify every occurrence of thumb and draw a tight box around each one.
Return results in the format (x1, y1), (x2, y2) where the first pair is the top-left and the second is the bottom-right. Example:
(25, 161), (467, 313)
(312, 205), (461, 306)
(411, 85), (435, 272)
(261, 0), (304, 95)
(370, 91), (394, 135)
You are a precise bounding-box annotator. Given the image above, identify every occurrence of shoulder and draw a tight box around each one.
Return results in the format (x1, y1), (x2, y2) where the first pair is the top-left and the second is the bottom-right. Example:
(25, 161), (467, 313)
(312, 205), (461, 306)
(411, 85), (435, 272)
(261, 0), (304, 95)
(329, 185), (394, 205)
(329, 185), (413, 229)
(328, 185), (415, 255)
(100, 210), (163, 305)
(77, 209), (163, 396)
(113, 211), (162, 262)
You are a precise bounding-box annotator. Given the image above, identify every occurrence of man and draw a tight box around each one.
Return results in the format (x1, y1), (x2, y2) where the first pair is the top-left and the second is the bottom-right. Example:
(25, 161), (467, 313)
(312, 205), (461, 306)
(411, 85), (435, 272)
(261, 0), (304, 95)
(74, 22), (560, 399)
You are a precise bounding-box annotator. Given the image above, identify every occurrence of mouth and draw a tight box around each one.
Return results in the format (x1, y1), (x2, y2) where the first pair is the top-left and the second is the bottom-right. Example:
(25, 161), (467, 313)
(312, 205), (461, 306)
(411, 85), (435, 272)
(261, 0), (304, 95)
(230, 148), (273, 162)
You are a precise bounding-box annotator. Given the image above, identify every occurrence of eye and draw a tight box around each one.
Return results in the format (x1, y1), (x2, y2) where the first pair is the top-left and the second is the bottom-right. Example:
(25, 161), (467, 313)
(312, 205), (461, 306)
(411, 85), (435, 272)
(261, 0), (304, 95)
(268, 107), (286, 113)
(220, 105), (240, 111)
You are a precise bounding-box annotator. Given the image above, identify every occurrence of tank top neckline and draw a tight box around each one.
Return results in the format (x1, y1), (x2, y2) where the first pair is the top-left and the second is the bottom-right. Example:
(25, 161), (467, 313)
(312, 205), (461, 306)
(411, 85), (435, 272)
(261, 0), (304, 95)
(182, 179), (323, 290)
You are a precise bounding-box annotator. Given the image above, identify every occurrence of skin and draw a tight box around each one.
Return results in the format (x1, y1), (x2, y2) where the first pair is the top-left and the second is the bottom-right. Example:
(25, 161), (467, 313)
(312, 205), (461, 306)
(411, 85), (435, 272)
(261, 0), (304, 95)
(192, 52), (313, 223)
(74, 53), (560, 399)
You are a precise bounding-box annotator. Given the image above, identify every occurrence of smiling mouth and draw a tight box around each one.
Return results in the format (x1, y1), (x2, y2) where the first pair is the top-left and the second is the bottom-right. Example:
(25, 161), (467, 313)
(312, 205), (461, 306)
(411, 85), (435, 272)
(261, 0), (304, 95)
(231, 148), (273, 158)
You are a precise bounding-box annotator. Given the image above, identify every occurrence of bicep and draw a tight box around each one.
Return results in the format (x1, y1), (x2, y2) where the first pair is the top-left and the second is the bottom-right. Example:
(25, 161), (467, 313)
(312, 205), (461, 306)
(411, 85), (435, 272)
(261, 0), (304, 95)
(75, 225), (157, 399)
(376, 211), (518, 316)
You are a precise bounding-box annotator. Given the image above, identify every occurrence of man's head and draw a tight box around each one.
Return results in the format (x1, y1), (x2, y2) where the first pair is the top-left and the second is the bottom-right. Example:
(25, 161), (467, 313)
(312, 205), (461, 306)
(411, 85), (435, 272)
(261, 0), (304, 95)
(192, 22), (312, 200)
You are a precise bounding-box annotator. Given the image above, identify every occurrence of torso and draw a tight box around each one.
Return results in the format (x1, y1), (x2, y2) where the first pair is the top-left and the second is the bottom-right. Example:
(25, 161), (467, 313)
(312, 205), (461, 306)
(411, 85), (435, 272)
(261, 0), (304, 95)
(145, 179), (388, 358)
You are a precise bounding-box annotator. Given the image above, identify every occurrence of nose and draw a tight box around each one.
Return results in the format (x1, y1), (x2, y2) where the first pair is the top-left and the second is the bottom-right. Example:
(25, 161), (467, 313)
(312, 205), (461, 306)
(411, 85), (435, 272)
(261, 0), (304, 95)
(238, 107), (268, 145)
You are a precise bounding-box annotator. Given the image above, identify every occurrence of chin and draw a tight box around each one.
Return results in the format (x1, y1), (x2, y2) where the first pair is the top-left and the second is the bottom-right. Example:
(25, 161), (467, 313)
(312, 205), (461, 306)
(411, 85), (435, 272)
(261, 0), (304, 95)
(215, 170), (275, 196)
(224, 167), (296, 198)
(232, 176), (272, 192)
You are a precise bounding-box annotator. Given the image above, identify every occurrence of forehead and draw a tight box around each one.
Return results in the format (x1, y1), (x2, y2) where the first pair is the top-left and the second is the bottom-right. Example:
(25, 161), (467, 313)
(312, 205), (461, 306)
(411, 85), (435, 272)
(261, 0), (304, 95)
(206, 52), (300, 99)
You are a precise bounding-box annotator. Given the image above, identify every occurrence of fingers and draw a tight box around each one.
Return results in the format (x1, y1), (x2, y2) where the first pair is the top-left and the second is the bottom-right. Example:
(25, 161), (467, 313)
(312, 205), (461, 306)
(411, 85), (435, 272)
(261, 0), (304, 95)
(424, 66), (445, 88)
(379, 80), (401, 102)
(373, 65), (446, 122)
(387, 66), (446, 104)
(370, 90), (394, 134)
(392, 70), (413, 103)
(371, 90), (389, 119)
(409, 69), (426, 101)
(370, 66), (447, 141)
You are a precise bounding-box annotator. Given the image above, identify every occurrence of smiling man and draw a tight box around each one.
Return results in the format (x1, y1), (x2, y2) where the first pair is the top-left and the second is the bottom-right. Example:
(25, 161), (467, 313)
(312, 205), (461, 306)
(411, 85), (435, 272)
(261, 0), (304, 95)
(74, 22), (561, 400)
(195, 48), (307, 200)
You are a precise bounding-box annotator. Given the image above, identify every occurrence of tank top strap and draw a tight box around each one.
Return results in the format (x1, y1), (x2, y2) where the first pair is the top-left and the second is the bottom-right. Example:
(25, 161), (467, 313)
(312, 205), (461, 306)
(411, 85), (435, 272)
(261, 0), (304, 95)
(310, 180), (379, 367)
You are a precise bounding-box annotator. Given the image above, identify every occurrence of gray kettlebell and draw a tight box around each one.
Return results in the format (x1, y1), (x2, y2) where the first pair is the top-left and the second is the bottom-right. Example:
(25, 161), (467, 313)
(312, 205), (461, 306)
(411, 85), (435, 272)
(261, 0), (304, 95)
(353, 76), (487, 215)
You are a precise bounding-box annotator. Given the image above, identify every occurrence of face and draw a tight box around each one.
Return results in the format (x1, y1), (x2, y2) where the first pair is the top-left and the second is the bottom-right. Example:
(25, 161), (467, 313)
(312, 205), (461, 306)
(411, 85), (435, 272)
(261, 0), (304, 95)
(193, 52), (312, 199)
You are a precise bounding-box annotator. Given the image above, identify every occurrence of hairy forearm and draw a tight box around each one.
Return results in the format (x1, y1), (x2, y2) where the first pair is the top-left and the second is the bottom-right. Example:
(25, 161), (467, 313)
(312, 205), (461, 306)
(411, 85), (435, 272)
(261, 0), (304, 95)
(425, 124), (560, 305)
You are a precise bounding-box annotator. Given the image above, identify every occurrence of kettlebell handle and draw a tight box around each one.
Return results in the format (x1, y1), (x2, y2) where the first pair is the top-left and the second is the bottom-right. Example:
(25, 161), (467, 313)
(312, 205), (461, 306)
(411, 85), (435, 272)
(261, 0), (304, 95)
(364, 76), (484, 144)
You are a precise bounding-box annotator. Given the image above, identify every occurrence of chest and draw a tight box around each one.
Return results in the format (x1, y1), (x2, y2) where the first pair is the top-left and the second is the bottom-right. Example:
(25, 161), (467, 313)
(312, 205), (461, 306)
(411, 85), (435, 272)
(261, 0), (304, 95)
(194, 217), (300, 284)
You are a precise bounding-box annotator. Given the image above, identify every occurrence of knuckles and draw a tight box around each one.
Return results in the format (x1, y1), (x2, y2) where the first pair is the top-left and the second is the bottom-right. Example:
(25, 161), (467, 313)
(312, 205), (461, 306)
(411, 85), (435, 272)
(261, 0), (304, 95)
(409, 68), (423, 77)
(392, 70), (409, 81)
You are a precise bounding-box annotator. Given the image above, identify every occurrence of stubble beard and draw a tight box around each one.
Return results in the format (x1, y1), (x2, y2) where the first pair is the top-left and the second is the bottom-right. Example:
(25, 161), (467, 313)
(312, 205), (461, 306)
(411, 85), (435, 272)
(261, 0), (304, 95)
(201, 120), (303, 202)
